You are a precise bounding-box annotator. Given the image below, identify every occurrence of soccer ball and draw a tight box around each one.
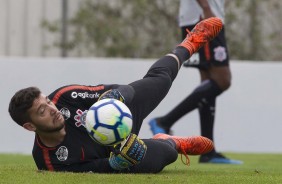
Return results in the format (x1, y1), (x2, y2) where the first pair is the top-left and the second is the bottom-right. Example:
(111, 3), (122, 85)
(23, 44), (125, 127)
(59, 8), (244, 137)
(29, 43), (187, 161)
(85, 98), (132, 146)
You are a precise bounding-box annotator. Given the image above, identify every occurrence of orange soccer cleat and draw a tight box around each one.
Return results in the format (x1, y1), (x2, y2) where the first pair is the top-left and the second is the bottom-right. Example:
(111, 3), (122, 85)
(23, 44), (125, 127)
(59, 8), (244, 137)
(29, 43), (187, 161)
(153, 133), (214, 165)
(179, 17), (223, 55)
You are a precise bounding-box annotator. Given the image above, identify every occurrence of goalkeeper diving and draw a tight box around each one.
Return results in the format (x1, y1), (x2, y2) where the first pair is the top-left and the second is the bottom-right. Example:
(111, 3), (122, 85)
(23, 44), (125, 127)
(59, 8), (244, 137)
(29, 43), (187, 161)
(8, 18), (222, 173)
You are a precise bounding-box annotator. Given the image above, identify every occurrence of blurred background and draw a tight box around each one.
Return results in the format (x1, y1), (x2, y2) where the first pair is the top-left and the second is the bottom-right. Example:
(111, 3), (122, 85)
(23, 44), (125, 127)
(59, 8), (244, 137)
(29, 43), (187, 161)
(1, 0), (282, 60)
(1, 0), (282, 154)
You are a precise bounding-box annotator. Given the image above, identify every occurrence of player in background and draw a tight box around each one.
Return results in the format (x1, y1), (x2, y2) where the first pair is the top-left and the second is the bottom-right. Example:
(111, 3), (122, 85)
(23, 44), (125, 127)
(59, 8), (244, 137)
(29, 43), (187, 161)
(149, 0), (243, 164)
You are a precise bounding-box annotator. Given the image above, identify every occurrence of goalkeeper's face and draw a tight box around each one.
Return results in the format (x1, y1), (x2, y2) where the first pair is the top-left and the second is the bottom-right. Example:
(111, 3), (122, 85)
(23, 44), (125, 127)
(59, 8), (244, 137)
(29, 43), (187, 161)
(23, 94), (65, 133)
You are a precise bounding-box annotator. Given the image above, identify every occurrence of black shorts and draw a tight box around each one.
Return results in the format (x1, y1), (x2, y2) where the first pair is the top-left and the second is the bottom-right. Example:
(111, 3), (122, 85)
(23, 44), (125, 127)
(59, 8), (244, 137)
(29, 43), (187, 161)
(181, 25), (229, 70)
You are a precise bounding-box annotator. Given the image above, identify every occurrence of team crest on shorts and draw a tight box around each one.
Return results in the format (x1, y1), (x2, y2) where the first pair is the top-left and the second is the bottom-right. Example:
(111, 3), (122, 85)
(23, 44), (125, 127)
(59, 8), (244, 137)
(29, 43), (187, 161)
(56, 146), (68, 161)
(214, 46), (227, 62)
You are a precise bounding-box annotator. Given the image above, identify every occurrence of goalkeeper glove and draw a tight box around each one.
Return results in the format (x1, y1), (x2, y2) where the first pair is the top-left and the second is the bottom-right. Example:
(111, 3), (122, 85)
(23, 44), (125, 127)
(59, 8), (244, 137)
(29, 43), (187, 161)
(98, 89), (125, 103)
(109, 133), (147, 170)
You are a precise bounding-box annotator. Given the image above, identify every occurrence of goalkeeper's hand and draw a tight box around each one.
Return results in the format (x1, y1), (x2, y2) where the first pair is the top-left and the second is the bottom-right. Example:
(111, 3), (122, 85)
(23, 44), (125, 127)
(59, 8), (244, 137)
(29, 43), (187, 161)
(98, 89), (125, 103)
(109, 133), (147, 170)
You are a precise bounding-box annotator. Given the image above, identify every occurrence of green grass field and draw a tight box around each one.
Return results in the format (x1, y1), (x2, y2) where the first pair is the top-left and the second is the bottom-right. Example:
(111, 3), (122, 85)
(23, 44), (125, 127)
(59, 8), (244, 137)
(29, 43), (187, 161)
(0, 153), (281, 184)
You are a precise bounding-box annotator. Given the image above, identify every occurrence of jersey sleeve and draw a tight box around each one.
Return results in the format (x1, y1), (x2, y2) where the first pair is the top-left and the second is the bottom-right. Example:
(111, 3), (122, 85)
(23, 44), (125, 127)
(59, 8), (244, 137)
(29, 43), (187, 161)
(54, 159), (115, 173)
(33, 150), (115, 173)
(32, 136), (116, 173)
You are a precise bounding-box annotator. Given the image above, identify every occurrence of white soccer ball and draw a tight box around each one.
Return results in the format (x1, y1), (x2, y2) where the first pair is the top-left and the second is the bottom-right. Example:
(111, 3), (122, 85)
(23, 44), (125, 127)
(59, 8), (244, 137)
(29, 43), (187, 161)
(85, 98), (132, 146)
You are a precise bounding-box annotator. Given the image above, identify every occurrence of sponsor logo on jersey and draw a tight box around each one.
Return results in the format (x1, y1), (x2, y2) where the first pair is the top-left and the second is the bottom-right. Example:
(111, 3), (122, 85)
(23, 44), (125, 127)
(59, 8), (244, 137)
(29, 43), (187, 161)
(71, 91), (100, 99)
(214, 46), (227, 62)
(74, 109), (88, 128)
(60, 107), (71, 120)
(56, 146), (68, 161)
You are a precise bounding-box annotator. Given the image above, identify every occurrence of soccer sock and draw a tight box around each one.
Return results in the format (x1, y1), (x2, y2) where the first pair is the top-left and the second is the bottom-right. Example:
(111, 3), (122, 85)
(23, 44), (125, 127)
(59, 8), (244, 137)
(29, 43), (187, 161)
(199, 97), (216, 155)
(171, 46), (191, 65)
(158, 79), (223, 129)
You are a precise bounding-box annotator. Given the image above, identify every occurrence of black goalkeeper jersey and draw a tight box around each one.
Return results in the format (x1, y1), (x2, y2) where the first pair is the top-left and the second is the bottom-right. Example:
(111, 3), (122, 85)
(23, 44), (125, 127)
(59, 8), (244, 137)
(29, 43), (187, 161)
(32, 84), (122, 173)
(31, 56), (180, 173)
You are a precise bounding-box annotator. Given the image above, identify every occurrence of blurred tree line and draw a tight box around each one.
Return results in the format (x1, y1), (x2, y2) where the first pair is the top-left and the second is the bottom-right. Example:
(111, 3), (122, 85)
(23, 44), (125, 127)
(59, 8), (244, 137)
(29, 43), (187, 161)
(43, 0), (282, 61)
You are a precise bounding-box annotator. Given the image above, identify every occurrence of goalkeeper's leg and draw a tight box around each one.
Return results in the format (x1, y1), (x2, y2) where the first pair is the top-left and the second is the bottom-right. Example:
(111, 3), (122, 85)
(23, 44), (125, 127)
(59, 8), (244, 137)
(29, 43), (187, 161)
(126, 139), (178, 173)
(128, 18), (223, 134)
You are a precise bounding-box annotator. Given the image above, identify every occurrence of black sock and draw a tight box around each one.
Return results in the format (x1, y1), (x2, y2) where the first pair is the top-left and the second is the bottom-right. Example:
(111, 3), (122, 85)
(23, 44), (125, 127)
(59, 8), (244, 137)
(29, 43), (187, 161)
(158, 79), (223, 128)
(171, 46), (191, 65)
(199, 97), (216, 155)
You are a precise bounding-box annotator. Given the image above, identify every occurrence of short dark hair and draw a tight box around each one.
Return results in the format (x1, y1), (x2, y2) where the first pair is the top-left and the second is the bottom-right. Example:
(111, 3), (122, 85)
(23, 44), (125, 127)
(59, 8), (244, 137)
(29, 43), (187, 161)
(8, 87), (41, 126)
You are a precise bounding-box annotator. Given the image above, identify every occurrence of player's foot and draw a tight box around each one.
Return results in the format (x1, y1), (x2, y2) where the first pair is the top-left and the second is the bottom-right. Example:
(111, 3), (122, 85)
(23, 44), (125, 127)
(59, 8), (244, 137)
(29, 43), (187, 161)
(179, 17), (223, 55)
(148, 118), (170, 135)
(153, 133), (214, 165)
(199, 152), (243, 164)
(153, 133), (214, 155)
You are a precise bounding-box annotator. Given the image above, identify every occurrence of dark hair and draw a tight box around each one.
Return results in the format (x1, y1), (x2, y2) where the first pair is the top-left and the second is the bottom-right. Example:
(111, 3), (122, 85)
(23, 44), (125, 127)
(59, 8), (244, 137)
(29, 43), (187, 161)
(8, 87), (41, 126)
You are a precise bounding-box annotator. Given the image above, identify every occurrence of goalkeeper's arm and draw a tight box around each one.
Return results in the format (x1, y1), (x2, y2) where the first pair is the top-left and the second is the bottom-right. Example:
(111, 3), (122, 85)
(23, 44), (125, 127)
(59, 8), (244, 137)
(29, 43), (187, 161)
(50, 133), (147, 173)
(109, 133), (147, 170)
